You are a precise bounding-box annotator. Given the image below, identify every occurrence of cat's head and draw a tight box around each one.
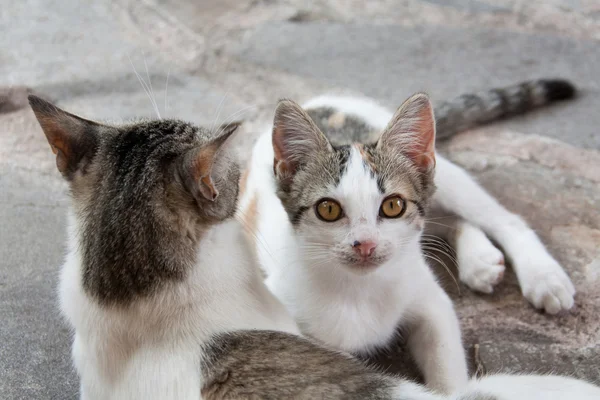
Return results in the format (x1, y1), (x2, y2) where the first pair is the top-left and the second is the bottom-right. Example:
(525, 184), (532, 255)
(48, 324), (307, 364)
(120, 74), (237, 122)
(29, 95), (241, 304)
(272, 93), (436, 274)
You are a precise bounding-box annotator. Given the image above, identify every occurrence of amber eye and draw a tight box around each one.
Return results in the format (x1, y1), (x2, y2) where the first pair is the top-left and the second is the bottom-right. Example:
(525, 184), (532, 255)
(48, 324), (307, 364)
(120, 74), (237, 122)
(379, 195), (406, 218)
(315, 198), (343, 222)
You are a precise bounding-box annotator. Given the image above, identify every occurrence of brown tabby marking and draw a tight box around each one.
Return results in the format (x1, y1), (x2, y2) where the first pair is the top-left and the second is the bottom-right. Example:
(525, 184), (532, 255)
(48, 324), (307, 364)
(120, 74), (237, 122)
(201, 330), (402, 400)
(327, 111), (346, 129)
(355, 143), (378, 174)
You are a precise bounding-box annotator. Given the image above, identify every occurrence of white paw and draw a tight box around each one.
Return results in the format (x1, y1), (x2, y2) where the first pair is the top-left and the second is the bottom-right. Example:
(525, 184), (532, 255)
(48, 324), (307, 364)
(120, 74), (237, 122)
(458, 244), (506, 294)
(521, 264), (575, 314)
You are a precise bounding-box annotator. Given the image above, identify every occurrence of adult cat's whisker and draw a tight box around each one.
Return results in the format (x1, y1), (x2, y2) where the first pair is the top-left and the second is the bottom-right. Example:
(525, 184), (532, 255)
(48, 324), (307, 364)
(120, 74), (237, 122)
(128, 55), (160, 119)
(214, 105), (258, 137)
(142, 55), (161, 119)
(164, 68), (170, 117)
(210, 92), (229, 134)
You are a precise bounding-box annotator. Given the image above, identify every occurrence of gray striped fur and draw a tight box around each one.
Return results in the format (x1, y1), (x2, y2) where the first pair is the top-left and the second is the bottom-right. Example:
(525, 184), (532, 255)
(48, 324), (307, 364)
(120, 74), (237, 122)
(434, 79), (575, 139)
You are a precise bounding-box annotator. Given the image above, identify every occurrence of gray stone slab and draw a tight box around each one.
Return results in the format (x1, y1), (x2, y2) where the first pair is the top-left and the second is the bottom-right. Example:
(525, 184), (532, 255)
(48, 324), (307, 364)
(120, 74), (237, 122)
(234, 22), (600, 149)
(421, 0), (510, 13)
(0, 167), (75, 400)
(0, 0), (246, 125)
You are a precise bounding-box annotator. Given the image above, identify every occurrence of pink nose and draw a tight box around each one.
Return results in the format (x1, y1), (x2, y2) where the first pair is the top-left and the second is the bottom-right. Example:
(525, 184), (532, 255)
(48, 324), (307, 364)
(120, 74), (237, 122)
(352, 240), (377, 258)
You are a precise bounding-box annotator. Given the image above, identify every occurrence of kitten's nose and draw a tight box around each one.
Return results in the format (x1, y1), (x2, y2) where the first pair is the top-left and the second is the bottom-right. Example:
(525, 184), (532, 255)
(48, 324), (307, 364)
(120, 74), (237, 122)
(352, 240), (377, 258)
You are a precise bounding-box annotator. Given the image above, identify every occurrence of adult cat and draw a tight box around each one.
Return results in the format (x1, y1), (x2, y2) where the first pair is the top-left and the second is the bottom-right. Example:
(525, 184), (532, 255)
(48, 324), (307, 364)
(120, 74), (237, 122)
(29, 95), (596, 400)
(240, 80), (576, 393)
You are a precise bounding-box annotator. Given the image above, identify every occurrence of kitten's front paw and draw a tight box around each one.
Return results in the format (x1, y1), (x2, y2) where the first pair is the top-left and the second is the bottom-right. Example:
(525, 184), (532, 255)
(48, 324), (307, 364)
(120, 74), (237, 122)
(521, 263), (575, 314)
(458, 245), (506, 294)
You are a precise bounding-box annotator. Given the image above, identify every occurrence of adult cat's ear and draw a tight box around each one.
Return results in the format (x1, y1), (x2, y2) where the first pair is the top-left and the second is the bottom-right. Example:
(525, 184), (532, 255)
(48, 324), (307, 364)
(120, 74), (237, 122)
(29, 95), (100, 180)
(218, 121), (243, 137)
(272, 99), (331, 179)
(179, 123), (240, 203)
(377, 93), (436, 172)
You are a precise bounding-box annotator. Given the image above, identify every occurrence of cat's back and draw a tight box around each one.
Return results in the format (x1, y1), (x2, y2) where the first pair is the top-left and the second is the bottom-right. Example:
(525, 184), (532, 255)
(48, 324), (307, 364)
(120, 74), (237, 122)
(200, 330), (401, 400)
(302, 95), (393, 146)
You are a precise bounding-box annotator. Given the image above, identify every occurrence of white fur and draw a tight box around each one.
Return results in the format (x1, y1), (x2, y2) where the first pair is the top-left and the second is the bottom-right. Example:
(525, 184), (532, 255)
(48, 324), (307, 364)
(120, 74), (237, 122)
(454, 220), (506, 294)
(453, 374), (600, 399)
(243, 94), (578, 394)
(246, 109), (468, 394)
(433, 157), (575, 313)
(392, 375), (600, 400)
(296, 94), (575, 313)
(61, 213), (299, 400)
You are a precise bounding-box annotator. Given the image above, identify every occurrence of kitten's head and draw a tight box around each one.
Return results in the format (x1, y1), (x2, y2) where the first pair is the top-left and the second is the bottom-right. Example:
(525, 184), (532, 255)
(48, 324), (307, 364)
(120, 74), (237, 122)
(29, 95), (241, 304)
(272, 94), (436, 274)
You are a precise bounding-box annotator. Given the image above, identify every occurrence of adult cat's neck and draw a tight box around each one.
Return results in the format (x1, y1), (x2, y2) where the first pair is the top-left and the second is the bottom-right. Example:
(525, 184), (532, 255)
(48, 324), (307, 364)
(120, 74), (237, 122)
(61, 215), (298, 347)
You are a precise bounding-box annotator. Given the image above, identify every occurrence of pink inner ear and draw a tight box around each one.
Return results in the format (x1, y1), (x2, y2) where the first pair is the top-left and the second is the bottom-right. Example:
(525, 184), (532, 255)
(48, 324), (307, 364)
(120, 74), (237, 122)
(188, 146), (220, 201)
(272, 126), (295, 176)
(272, 126), (286, 162)
(413, 127), (436, 170)
(406, 102), (436, 171)
(378, 93), (437, 172)
(200, 175), (219, 201)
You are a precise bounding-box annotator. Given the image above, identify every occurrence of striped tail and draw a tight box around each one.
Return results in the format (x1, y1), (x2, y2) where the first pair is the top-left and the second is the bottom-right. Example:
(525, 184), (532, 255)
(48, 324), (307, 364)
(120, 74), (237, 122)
(435, 79), (576, 140)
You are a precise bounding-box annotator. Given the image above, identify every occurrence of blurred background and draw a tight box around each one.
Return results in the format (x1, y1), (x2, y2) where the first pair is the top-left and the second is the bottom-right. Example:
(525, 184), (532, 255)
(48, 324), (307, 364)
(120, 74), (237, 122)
(1, 0), (599, 398)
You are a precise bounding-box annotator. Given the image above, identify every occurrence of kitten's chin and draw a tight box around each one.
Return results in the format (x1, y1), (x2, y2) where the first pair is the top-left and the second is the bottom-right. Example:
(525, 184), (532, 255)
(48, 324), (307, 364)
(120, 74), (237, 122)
(340, 258), (387, 275)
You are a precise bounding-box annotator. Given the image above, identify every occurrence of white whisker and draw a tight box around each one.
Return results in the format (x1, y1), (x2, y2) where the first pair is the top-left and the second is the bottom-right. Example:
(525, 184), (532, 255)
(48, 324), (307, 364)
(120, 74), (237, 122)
(143, 54), (161, 119)
(164, 68), (170, 117)
(214, 105), (258, 137)
(211, 92), (229, 134)
(128, 55), (160, 119)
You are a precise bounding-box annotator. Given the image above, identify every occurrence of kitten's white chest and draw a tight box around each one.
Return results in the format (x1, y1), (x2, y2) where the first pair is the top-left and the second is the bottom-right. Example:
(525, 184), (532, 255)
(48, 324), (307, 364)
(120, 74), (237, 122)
(313, 291), (405, 354)
(274, 264), (414, 355)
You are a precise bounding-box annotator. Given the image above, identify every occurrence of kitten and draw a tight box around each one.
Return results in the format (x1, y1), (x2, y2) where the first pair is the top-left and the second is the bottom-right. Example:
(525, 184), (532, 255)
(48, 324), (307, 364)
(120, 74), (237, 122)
(29, 95), (600, 400)
(240, 79), (576, 394)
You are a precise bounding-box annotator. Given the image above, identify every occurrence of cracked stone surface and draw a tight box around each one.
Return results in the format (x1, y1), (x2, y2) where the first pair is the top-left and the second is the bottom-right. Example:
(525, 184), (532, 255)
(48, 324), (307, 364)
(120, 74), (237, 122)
(1, 0), (599, 398)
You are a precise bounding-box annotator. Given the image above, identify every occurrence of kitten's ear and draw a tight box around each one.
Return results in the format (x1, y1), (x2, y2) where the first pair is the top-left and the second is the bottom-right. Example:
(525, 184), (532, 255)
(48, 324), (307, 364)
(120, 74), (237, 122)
(179, 124), (240, 203)
(377, 93), (436, 172)
(28, 95), (100, 180)
(272, 99), (331, 179)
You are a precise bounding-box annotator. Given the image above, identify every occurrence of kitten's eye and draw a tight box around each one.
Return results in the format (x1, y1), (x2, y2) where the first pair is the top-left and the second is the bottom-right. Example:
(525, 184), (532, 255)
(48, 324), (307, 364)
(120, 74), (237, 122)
(379, 195), (406, 218)
(315, 198), (343, 222)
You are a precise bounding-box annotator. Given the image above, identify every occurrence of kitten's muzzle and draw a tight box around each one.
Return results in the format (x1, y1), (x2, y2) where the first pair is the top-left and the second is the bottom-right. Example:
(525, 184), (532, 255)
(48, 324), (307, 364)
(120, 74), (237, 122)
(352, 240), (377, 258)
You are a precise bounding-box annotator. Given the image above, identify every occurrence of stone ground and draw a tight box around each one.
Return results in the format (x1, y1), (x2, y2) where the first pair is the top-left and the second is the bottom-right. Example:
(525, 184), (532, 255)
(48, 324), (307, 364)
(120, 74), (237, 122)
(1, 0), (599, 398)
